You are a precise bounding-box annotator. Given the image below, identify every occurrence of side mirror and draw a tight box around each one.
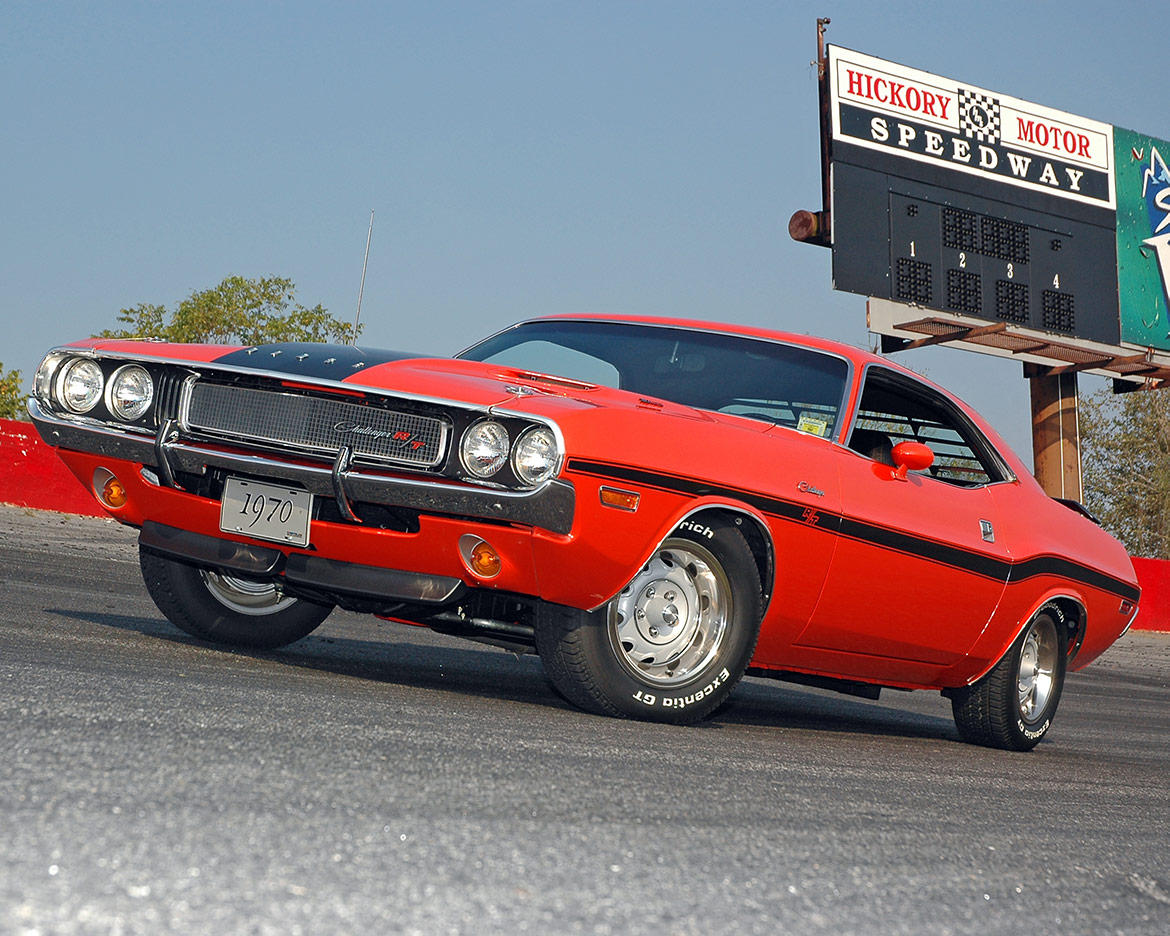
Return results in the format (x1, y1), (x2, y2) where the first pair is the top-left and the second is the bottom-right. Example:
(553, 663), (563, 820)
(891, 441), (934, 480)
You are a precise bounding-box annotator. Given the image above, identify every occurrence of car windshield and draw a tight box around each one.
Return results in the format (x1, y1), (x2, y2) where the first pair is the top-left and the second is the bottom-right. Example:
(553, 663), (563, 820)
(459, 320), (850, 438)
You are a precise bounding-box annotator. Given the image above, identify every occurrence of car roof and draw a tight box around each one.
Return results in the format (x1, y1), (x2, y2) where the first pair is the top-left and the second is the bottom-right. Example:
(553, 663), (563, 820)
(520, 312), (896, 375)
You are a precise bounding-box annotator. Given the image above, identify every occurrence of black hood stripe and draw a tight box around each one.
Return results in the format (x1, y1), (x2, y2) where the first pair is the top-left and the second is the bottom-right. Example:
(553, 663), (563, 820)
(213, 343), (425, 381)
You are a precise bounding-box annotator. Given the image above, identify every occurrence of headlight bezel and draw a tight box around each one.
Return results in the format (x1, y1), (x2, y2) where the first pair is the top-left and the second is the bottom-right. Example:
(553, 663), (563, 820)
(458, 416), (563, 488)
(39, 352), (159, 426)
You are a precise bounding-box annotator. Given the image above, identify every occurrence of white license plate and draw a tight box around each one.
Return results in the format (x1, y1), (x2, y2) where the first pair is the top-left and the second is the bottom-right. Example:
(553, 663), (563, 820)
(219, 477), (312, 546)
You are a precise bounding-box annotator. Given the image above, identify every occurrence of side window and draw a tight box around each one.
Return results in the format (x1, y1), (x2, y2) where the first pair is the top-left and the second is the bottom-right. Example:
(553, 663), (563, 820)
(848, 369), (1005, 486)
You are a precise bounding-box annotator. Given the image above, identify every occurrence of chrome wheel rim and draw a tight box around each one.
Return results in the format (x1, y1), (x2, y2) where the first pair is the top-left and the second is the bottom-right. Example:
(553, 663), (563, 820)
(609, 539), (730, 688)
(1017, 616), (1058, 725)
(202, 570), (297, 616)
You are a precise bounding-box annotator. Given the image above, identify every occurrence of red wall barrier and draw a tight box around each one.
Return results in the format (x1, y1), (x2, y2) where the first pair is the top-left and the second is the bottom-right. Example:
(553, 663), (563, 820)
(1, 415), (1168, 632)
(1131, 558), (1170, 633)
(0, 417), (104, 517)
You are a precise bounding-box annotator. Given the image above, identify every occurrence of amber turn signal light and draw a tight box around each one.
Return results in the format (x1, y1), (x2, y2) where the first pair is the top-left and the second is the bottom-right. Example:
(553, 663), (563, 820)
(599, 486), (640, 512)
(458, 534), (502, 579)
(92, 467), (128, 509)
(470, 541), (501, 578)
(102, 477), (127, 508)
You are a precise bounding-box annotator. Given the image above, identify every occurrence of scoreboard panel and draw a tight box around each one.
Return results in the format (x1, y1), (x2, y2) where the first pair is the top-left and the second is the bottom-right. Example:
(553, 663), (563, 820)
(831, 161), (1121, 345)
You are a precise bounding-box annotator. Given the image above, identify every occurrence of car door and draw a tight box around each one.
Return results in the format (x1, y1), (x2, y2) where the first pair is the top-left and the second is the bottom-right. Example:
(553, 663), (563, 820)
(793, 366), (1013, 675)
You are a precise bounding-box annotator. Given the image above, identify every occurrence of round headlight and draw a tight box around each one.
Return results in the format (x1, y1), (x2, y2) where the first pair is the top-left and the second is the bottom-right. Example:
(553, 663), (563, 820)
(106, 365), (154, 421)
(56, 358), (104, 414)
(460, 420), (510, 478)
(512, 426), (559, 486)
(34, 353), (65, 405)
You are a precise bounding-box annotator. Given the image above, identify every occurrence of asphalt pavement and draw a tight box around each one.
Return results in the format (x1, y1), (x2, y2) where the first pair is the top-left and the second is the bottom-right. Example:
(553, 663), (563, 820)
(2, 505), (1168, 935)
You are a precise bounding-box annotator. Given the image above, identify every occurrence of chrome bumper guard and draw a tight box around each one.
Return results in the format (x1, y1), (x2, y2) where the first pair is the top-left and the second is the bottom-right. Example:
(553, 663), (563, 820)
(30, 401), (575, 536)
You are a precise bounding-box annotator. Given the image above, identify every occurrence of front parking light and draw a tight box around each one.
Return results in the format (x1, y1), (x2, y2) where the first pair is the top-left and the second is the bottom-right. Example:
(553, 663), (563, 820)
(459, 534), (502, 579)
(93, 467), (128, 509)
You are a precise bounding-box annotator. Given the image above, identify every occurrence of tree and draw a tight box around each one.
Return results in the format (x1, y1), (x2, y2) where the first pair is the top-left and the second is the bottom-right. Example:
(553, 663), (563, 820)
(0, 363), (24, 420)
(99, 275), (359, 345)
(1080, 384), (1170, 559)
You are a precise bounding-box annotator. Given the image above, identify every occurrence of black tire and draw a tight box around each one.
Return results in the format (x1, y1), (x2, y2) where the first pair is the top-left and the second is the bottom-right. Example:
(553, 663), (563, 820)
(139, 547), (333, 649)
(535, 518), (763, 724)
(950, 607), (1067, 751)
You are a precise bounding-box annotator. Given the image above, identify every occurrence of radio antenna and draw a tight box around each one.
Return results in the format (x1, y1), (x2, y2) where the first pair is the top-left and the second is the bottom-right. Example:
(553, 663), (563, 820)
(351, 209), (374, 345)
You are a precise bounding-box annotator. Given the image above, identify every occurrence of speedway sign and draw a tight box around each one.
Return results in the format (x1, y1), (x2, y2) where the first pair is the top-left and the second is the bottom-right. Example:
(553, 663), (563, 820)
(829, 47), (1115, 210)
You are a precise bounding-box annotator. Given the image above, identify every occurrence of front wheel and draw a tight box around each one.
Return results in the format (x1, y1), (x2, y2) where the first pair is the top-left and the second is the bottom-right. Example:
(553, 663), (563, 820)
(535, 519), (763, 724)
(140, 547), (333, 649)
(950, 607), (1067, 751)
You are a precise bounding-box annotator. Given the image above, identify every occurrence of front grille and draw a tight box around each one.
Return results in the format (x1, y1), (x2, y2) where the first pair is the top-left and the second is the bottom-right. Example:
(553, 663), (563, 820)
(153, 370), (188, 423)
(182, 382), (448, 468)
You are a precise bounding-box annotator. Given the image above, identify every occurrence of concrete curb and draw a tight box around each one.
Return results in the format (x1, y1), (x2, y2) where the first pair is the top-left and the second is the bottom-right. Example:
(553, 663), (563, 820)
(3, 416), (1166, 631)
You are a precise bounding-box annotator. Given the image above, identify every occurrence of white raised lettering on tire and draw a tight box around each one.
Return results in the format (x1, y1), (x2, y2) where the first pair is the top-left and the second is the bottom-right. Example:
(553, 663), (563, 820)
(677, 520), (715, 539)
(632, 667), (731, 707)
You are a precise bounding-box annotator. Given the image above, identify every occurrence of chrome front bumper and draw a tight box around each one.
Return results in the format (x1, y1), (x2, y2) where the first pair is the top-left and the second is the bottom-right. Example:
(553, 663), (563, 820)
(29, 399), (575, 536)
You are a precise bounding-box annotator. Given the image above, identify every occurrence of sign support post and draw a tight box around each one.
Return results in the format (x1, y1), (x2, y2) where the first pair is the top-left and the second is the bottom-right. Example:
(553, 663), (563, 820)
(1026, 366), (1082, 501)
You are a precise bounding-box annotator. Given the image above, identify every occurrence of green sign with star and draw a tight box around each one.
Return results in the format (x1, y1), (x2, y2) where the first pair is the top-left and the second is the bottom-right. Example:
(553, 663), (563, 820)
(1115, 127), (1170, 351)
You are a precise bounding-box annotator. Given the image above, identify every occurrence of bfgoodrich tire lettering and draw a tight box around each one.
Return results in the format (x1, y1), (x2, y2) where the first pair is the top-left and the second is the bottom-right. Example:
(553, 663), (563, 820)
(139, 547), (333, 649)
(535, 518), (763, 724)
(950, 607), (1067, 751)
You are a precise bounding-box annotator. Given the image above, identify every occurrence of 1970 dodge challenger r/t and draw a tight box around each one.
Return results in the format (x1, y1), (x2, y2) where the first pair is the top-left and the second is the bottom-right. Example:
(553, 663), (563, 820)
(29, 315), (1140, 749)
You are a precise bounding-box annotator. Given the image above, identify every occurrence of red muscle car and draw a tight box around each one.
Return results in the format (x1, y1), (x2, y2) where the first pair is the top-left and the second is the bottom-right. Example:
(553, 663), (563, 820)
(29, 316), (1140, 749)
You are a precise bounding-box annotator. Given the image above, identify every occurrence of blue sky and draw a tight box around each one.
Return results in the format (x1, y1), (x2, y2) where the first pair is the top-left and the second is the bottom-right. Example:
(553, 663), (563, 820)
(2, 1), (1163, 463)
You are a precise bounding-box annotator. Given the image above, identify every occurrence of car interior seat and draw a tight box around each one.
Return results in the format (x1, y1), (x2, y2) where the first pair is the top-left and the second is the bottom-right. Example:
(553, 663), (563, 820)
(849, 428), (896, 467)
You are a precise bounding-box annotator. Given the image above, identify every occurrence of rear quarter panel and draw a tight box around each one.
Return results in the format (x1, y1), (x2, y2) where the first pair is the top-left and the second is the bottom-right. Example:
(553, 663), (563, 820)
(958, 477), (1140, 680)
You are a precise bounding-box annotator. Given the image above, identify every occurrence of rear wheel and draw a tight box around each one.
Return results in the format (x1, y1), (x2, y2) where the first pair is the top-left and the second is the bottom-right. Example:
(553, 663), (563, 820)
(140, 547), (332, 649)
(950, 607), (1066, 751)
(535, 519), (763, 724)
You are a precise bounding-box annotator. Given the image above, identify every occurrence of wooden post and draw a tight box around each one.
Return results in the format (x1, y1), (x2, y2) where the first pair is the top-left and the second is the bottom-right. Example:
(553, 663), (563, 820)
(1026, 365), (1082, 501)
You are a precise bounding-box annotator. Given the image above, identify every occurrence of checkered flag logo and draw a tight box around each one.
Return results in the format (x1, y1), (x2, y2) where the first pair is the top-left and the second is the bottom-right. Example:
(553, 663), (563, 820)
(958, 89), (1001, 144)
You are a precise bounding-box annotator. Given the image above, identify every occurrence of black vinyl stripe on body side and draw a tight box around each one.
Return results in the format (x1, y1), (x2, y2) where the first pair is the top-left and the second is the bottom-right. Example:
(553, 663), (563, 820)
(567, 458), (1141, 603)
(567, 459), (835, 530)
(1009, 556), (1141, 603)
(834, 515), (1012, 582)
